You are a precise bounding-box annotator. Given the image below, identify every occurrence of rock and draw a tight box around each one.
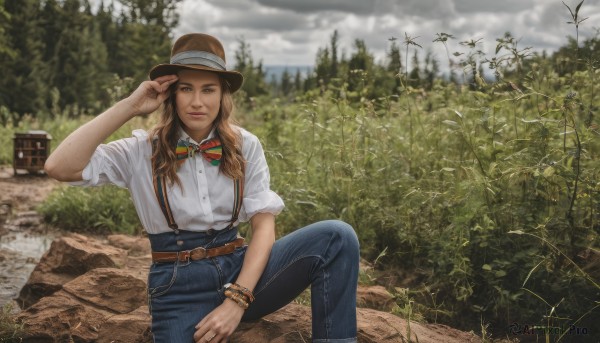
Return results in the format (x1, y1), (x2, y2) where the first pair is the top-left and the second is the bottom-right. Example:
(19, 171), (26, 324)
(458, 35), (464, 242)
(17, 234), (479, 343)
(7, 211), (43, 228)
(17, 233), (127, 308)
(0, 200), (12, 224)
(17, 291), (111, 343)
(356, 285), (395, 311)
(62, 268), (147, 314)
(235, 303), (311, 342)
(356, 308), (479, 342)
(96, 306), (152, 343)
(234, 303), (480, 343)
(17, 267), (149, 342)
(107, 233), (151, 257)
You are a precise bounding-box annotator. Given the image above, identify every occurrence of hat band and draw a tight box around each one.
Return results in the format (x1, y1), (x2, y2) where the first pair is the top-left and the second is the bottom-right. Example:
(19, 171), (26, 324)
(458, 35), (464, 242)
(170, 51), (226, 71)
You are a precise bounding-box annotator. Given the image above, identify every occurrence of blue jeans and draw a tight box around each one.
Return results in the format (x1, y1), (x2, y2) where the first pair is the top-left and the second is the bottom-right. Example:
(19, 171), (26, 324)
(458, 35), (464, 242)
(147, 220), (360, 343)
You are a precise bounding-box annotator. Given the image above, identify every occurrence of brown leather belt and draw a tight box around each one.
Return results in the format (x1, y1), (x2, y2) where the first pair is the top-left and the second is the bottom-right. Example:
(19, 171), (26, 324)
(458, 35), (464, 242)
(151, 238), (245, 263)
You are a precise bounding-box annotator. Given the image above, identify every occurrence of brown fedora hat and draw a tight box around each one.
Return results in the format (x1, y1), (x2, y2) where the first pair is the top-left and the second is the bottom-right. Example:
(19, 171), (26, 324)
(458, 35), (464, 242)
(149, 33), (244, 92)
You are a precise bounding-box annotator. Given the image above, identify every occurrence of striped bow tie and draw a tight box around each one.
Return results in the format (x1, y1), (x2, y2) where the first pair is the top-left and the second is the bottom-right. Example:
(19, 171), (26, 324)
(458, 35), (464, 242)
(176, 138), (222, 166)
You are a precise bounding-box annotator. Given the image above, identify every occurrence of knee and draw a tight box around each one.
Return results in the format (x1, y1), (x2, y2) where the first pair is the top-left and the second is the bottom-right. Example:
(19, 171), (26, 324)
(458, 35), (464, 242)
(324, 220), (360, 255)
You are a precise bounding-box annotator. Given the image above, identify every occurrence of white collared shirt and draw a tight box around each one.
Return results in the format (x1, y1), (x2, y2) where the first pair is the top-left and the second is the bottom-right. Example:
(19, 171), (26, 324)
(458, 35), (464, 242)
(71, 127), (284, 234)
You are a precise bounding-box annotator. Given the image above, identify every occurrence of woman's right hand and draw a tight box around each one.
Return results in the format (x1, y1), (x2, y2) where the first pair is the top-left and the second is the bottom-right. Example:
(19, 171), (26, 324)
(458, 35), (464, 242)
(124, 75), (179, 117)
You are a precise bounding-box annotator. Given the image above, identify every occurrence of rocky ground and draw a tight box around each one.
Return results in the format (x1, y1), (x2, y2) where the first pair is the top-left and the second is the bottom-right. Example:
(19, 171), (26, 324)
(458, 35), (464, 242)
(0, 166), (497, 342)
(0, 166), (61, 310)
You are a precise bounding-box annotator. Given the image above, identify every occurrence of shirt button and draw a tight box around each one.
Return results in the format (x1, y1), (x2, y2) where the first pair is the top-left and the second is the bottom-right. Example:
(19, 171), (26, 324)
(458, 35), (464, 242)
(202, 196), (206, 200)
(199, 170), (202, 173)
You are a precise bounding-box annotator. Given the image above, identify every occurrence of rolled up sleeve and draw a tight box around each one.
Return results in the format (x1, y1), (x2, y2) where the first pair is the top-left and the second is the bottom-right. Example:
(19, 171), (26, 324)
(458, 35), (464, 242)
(240, 131), (285, 221)
(69, 130), (147, 188)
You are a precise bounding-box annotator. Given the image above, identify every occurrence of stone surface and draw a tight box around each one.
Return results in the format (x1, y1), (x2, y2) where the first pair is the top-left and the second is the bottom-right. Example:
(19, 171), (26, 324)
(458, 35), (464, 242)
(107, 234), (151, 257)
(17, 233), (127, 309)
(16, 233), (480, 343)
(18, 291), (111, 343)
(356, 285), (395, 311)
(62, 268), (147, 314)
(96, 306), (153, 343)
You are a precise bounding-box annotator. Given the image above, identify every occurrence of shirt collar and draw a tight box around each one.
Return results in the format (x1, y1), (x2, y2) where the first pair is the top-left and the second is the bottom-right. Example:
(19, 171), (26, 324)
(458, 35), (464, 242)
(178, 127), (217, 145)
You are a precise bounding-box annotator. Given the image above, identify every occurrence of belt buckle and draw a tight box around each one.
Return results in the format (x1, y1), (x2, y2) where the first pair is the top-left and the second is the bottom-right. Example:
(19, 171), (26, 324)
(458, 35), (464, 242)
(189, 246), (207, 260)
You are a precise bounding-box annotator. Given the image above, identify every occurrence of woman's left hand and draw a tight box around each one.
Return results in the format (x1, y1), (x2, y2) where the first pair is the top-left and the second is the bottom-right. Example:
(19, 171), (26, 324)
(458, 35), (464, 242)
(193, 299), (245, 343)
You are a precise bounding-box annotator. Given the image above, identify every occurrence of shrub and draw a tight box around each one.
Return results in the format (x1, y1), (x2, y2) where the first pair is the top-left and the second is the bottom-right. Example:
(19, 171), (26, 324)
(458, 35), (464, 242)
(0, 303), (24, 342)
(38, 185), (142, 235)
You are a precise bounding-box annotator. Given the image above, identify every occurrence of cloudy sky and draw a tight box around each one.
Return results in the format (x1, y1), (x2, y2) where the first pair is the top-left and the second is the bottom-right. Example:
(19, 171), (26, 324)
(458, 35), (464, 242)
(172, 0), (600, 71)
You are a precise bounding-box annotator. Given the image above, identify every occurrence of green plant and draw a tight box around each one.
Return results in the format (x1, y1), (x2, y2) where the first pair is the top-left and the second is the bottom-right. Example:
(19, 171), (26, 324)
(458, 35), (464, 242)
(510, 229), (599, 342)
(38, 185), (142, 235)
(0, 303), (24, 342)
(11, 7), (597, 339)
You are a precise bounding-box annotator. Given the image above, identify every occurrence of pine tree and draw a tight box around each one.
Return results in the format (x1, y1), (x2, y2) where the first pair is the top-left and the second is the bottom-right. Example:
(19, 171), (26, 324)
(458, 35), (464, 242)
(50, 0), (109, 112)
(280, 68), (292, 96)
(119, 0), (180, 29)
(113, 0), (180, 82)
(0, 0), (14, 59)
(387, 38), (402, 94)
(2, 0), (47, 118)
(96, 1), (120, 74)
(387, 39), (402, 75)
(423, 50), (439, 90)
(347, 39), (374, 93)
(0, 0), (15, 123)
(233, 38), (268, 98)
(315, 47), (331, 85)
(330, 30), (339, 80)
(294, 69), (302, 94)
(40, 0), (63, 90)
(408, 50), (421, 88)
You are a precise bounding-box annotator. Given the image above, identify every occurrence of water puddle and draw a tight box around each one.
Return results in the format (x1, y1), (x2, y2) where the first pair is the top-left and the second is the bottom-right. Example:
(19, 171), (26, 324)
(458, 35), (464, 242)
(0, 230), (59, 307)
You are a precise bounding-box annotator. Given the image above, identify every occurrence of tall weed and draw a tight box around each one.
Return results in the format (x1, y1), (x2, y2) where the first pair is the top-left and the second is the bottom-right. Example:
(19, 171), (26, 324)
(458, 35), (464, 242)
(0, 303), (24, 342)
(245, 57), (598, 337)
(0, 27), (596, 341)
(38, 185), (142, 235)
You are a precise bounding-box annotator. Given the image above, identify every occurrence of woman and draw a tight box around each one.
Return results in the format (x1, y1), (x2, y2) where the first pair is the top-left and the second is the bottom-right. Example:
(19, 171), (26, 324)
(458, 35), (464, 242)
(45, 33), (359, 343)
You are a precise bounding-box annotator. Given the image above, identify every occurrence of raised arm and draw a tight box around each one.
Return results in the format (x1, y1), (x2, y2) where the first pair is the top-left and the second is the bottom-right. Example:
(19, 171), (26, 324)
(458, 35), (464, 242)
(44, 75), (178, 182)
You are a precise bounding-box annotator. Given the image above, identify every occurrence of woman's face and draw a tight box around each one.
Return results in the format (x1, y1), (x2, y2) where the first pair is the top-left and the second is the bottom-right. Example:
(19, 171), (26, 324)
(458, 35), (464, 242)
(175, 69), (222, 142)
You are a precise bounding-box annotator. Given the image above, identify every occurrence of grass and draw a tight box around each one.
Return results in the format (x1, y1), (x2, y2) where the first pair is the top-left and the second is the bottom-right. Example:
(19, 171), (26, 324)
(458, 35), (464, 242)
(37, 184), (142, 235)
(1, 22), (598, 342)
(0, 303), (23, 343)
(9, 71), (598, 339)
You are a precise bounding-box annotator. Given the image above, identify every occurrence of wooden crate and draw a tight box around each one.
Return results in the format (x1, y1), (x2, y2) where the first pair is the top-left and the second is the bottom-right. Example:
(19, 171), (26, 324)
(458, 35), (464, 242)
(13, 130), (52, 175)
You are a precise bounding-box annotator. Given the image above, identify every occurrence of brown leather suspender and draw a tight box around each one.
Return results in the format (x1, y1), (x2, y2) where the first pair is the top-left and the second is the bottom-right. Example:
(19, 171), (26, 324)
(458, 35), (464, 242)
(151, 140), (244, 232)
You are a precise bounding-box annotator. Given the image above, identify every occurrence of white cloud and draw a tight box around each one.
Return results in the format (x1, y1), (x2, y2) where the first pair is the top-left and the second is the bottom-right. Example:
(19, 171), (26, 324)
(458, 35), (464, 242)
(170, 0), (600, 70)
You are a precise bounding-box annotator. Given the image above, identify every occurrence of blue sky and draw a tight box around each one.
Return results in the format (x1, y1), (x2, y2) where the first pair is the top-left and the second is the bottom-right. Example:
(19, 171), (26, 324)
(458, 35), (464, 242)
(172, 0), (600, 70)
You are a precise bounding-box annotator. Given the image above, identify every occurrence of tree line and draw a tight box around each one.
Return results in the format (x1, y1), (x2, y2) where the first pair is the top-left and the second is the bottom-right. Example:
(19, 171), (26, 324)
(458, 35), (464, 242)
(271, 29), (599, 103)
(0, 0), (180, 123)
(1, 0), (598, 122)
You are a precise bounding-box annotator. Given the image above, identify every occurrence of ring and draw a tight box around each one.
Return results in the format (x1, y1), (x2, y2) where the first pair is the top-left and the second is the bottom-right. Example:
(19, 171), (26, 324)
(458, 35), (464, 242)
(205, 332), (216, 342)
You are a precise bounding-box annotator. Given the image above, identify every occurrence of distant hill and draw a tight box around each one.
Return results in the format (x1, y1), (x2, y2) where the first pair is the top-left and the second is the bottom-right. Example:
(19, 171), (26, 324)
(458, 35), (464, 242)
(264, 65), (313, 82)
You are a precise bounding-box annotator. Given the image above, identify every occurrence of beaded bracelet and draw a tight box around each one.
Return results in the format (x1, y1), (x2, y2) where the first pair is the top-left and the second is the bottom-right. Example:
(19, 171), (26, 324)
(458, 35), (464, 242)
(224, 288), (249, 309)
(228, 283), (255, 303)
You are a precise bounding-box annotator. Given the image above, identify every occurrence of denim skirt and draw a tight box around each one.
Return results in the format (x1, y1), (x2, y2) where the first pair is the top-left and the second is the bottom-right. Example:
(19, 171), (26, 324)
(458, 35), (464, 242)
(147, 227), (245, 342)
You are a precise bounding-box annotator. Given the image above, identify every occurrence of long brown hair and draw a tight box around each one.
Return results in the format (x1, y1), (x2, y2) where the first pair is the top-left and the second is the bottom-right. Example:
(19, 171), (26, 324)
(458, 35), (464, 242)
(149, 77), (244, 187)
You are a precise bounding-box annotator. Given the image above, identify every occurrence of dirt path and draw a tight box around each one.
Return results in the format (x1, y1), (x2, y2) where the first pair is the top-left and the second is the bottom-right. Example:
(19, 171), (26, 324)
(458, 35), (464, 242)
(0, 166), (62, 308)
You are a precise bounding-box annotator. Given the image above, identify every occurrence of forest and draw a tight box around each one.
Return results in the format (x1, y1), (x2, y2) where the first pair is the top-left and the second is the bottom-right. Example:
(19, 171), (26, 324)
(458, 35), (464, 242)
(1, 0), (599, 341)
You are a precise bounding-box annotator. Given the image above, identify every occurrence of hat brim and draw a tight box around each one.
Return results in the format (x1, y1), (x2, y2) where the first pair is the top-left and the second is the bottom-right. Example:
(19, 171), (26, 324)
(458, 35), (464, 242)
(149, 64), (244, 93)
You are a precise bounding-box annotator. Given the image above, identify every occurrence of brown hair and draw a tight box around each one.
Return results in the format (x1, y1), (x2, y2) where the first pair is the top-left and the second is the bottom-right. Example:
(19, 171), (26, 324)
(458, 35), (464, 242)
(149, 78), (244, 186)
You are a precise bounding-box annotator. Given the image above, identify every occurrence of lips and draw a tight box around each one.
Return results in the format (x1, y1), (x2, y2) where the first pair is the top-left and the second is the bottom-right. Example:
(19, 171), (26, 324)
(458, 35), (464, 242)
(188, 112), (207, 117)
